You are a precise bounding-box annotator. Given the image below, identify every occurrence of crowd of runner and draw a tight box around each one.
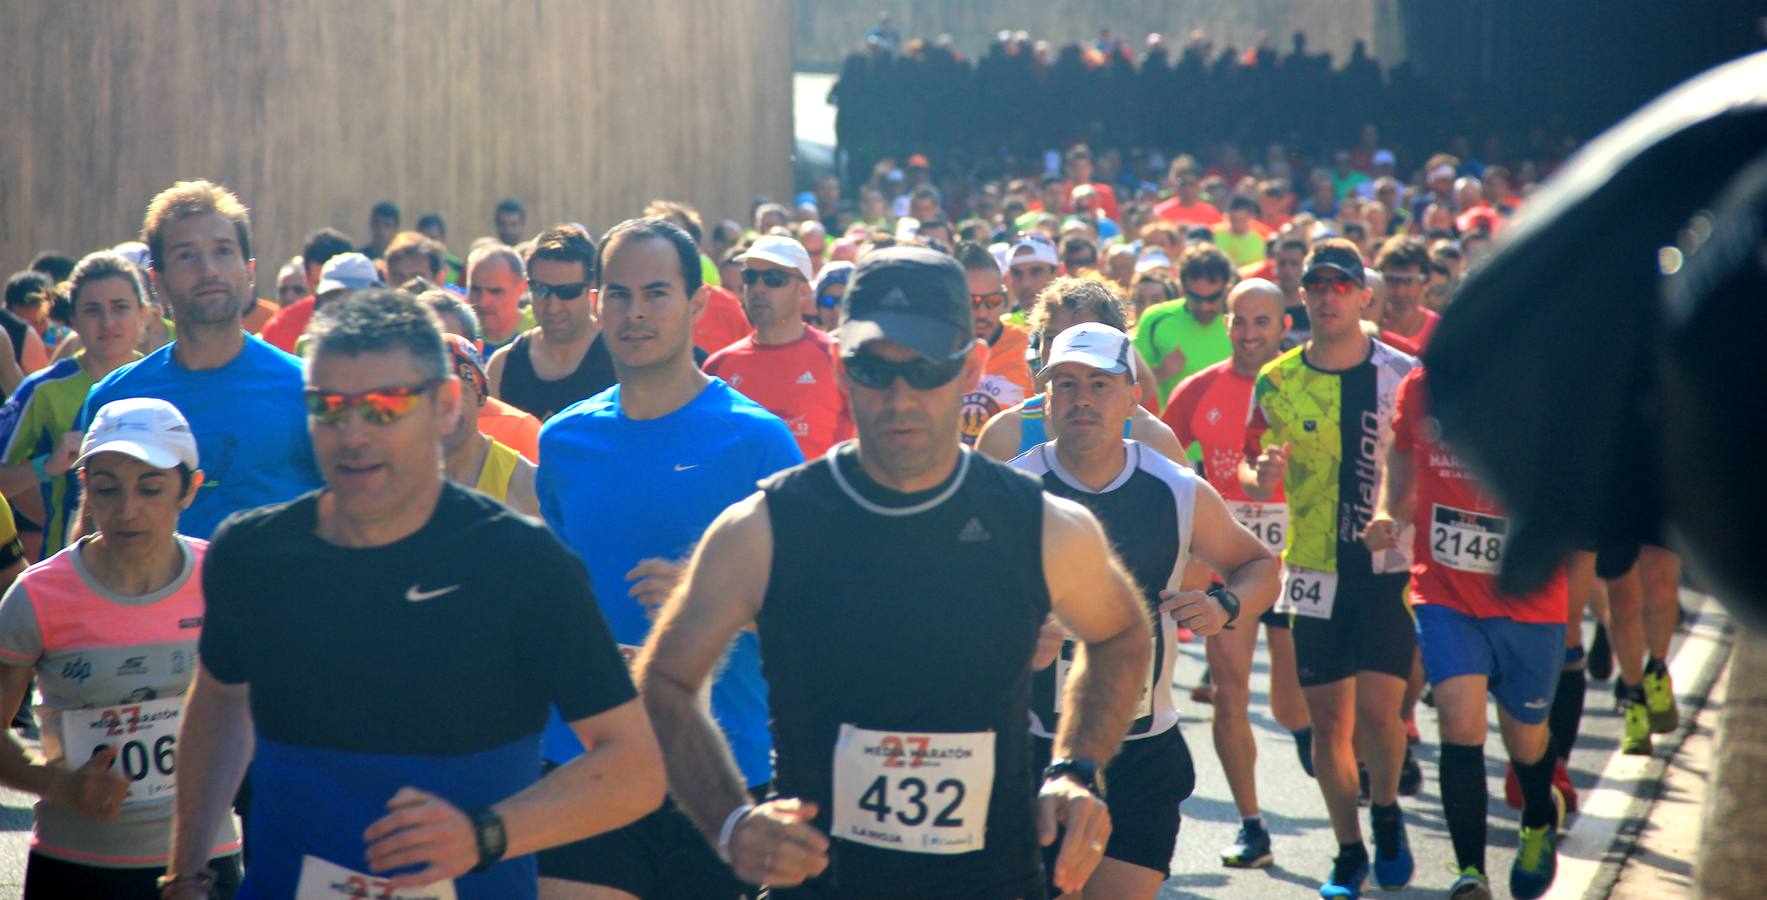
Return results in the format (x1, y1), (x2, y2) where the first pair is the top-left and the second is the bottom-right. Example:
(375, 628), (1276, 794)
(0, 75), (1691, 900)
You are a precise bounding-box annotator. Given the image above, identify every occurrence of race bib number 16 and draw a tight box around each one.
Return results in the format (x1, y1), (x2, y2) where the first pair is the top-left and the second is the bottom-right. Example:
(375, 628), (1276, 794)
(831, 725), (994, 855)
(1283, 566), (1339, 621)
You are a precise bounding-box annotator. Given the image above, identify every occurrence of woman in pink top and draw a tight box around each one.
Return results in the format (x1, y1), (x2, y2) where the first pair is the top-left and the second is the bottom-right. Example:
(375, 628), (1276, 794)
(0, 398), (241, 898)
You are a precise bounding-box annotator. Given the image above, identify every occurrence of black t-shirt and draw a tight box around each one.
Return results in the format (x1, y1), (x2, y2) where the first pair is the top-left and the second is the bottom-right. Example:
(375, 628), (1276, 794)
(201, 482), (634, 755)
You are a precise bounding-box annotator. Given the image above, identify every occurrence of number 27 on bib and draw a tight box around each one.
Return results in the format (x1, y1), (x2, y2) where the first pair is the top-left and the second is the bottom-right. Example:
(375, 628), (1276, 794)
(831, 725), (994, 855)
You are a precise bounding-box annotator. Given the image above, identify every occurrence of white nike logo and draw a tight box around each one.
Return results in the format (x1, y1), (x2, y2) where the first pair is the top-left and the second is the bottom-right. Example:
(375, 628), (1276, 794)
(674, 463), (698, 471)
(1524, 698), (1550, 709)
(405, 584), (461, 603)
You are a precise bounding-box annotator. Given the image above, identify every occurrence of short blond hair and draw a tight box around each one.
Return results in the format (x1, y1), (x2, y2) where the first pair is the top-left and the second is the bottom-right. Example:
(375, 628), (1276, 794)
(142, 180), (252, 271)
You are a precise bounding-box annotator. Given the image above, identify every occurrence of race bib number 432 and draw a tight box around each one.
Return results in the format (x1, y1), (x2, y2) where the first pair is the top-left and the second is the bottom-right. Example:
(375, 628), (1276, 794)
(295, 856), (456, 900)
(831, 725), (994, 855)
(1431, 504), (1506, 575)
(60, 696), (182, 806)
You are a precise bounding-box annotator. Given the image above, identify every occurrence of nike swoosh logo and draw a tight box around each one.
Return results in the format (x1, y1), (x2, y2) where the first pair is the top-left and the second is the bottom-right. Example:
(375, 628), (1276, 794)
(1524, 699), (1549, 709)
(405, 584), (461, 603)
(674, 463), (698, 471)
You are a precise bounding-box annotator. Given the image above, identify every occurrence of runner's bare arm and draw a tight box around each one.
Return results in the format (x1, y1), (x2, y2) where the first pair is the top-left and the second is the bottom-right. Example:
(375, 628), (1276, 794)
(1186, 479), (1281, 620)
(504, 458), (540, 518)
(1365, 442), (1416, 551)
(0, 328), (20, 395)
(167, 666), (255, 883)
(974, 405), (1024, 461)
(485, 343), (510, 400)
(0, 662), (128, 815)
(1041, 493), (1153, 764)
(1127, 405), (1191, 465)
(637, 491), (773, 834)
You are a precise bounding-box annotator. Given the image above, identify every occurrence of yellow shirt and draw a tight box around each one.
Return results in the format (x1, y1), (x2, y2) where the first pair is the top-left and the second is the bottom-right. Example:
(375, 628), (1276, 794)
(475, 439), (522, 504)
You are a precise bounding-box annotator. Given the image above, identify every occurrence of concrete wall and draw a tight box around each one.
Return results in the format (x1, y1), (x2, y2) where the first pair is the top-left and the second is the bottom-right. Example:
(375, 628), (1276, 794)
(797, 0), (1401, 71)
(0, 0), (794, 275)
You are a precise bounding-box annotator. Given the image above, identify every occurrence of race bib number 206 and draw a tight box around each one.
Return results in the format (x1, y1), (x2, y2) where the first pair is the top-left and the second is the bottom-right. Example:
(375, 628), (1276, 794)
(831, 725), (994, 855)
(60, 696), (182, 806)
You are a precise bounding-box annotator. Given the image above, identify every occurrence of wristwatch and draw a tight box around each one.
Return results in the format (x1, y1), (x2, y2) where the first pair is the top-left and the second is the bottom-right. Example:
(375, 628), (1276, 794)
(469, 807), (508, 872)
(1209, 584), (1242, 629)
(1043, 757), (1106, 798)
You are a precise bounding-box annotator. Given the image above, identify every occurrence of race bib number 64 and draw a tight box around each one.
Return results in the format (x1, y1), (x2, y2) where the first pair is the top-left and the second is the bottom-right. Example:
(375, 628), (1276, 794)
(1282, 566), (1339, 621)
(831, 725), (994, 855)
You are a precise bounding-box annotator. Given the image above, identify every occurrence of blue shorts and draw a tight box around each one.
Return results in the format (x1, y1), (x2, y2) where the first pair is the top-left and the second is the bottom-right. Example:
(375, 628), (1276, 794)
(1414, 604), (1565, 725)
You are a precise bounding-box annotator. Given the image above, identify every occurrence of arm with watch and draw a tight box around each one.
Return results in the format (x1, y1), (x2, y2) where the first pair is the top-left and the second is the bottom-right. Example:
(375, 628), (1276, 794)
(1159, 478), (1282, 635)
(1038, 494), (1155, 896)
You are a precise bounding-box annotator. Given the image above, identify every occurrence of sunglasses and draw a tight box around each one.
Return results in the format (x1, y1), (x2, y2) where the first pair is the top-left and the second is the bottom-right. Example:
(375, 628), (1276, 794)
(1301, 276), (1359, 295)
(1379, 271), (1427, 285)
(304, 379), (441, 426)
(971, 291), (1008, 310)
(842, 345), (972, 391)
(742, 268), (801, 289)
(531, 281), (591, 301)
(1187, 287), (1226, 303)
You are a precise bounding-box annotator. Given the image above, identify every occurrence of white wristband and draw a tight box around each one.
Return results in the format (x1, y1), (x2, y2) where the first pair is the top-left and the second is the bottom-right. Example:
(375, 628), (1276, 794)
(717, 803), (755, 864)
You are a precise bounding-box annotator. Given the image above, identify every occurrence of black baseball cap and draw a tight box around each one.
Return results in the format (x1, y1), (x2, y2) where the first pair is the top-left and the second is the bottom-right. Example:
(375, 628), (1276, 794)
(1302, 241), (1367, 285)
(839, 246), (972, 360)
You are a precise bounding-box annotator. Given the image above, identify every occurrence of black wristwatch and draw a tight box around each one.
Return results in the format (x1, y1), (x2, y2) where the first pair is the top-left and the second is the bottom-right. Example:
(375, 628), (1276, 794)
(1209, 584), (1242, 629)
(1043, 757), (1106, 798)
(469, 807), (507, 872)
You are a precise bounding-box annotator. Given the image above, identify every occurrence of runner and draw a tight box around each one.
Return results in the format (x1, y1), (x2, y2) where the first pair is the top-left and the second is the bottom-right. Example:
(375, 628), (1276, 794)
(639, 246), (1154, 899)
(1239, 238), (1420, 899)
(0, 251), (147, 561)
(959, 241), (1035, 445)
(1372, 237), (1441, 352)
(417, 289), (542, 463)
(705, 235), (854, 458)
(1162, 278), (1315, 869)
(1132, 243), (1236, 412)
(442, 335), (538, 516)
(164, 290), (662, 899)
(488, 227), (603, 421)
(535, 218), (802, 898)
(77, 180), (323, 541)
(1005, 233), (1061, 320)
(466, 243), (537, 356)
(1365, 366), (1566, 900)
(0, 399), (241, 898)
(1600, 543), (1683, 755)
(1013, 322), (1280, 899)
(974, 277), (1183, 462)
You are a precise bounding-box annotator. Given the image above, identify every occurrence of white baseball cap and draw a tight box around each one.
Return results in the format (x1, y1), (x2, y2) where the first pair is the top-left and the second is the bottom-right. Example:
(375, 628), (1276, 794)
(315, 252), (383, 295)
(1373, 149), (1396, 167)
(1134, 250), (1173, 275)
(77, 397), (200, 471)
(1040, 322), (1135, 382)
(1008, 233), (1060, 270)
(737, 235), (814, 281)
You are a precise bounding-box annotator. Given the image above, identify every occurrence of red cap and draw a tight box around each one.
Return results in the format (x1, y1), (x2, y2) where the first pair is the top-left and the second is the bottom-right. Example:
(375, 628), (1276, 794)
(906, 153), (931, 169)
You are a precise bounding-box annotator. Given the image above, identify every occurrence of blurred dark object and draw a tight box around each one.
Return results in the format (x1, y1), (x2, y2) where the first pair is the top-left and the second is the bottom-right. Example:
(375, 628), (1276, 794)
(1424, 51), (1767, 598)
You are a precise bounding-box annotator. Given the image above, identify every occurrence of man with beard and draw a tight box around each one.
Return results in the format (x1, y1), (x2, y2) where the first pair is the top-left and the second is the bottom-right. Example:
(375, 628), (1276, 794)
(76, 180), (320, 541)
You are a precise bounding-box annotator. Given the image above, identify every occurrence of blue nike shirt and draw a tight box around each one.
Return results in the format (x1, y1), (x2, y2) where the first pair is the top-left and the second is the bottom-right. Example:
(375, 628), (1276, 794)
(536, 378), (803, 785)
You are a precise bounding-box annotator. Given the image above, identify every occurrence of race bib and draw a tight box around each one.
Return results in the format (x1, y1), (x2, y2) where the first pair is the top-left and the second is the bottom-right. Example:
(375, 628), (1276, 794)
(831, 725), (994, 855)
(295, 856), (457, 900)
(1054, 641), (1154, 720)
(1431, 504), (1506, 575)
(1283, 566), (1339, 621)
(1229, 501), (1290, 555)
(60, 696), (182, 806)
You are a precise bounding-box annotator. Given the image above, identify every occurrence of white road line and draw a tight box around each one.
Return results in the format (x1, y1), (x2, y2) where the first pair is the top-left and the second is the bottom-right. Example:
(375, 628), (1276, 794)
(1546, 591), (1731, 900)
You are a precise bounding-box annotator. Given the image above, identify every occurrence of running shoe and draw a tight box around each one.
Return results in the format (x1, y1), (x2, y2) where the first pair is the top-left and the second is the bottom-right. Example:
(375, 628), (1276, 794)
(1319, 851), (1369, 899)
(1643, 667), (1679, 733)
(1191, 667), (1214, 704)
(1449, 867), (1493, 900)
(1405, 716), (1421, 745)
(1398, 746), (1423, 797)
(1587, 622), (1613, 681)
(1220, 820), (1274, 868)
(1555, 760), (1580, 815)
(1621, 698), (1653, 756)
(1371, 807), (1414, 890)
(1511, 809), (1561, 900)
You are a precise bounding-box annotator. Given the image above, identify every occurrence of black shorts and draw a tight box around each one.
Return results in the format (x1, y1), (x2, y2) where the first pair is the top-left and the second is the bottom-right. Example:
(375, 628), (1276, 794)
(1291, 571), (1415, 687)
(24, 852), (242, 900)
(1032, 725), (1194, 881)
(1259, 606), (1290, 629)
(537, 798), (745, 898)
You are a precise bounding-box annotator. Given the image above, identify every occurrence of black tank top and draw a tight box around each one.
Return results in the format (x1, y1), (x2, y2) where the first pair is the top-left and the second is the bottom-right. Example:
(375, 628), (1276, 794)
(0, 310), (29, 365)
(498, 331), (614, 421)
(759, 446), (1050, 900)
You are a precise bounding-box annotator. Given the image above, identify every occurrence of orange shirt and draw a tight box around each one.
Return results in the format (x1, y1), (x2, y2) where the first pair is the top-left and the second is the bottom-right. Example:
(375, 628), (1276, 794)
(243, 298), (278, 334)
(694, 285), (752, 356)
(704, 327), (853, 458)
(959, 323), (1034, 445)
(259, 296), (316, 354)
(1153, 198), (1222, 227)
(479, 396), (541, 462)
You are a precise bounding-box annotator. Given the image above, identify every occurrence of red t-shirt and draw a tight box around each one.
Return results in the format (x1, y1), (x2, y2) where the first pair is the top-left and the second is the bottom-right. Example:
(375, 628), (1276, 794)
(1152, 198), (1222, 227)
(694, 285), (752, 356)
(1388, 307), (1440, 352)
(1392, 368), (1565, 621)
(259, 295), (316, 354)
(704, 326), (853, 458)
(1162, 360), (1283, 503)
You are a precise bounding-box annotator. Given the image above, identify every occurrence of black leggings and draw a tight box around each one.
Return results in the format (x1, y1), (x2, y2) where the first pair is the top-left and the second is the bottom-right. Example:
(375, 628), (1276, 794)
(23, 852), (242, 900)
